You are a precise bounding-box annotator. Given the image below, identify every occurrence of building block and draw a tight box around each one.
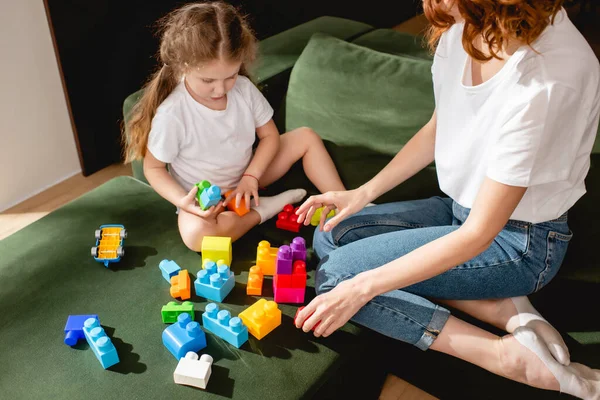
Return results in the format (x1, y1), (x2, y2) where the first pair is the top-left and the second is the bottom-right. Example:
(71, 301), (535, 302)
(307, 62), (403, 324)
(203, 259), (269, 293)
(275, 245), (293, 275)
(82, 317), (119, 369)
(201, 236), (232, 267)
(290, 237), (307, 262)
(194, 262), (235, 302)
(274, 286), (305, 303)
(202, 303), (249, 348)
(246, 265), (263, 296)
(199, 185), (222, 210)
(294, 306), (321, 330)
(291, 260), (307, 288)
(238, 299), (281, 340)
(202, 258), (227, 269)
(276, 204), (301, 232)
(64, 314), (99, 346)
(161, 301), (194, 323)
(159, 259), (182, 283)
(162, 313), (207, 360)
(174, 352), (213, 389)
(170, 270), (191, 300)
(256, 240), (278, 275)
(273, 273), (292, 289)
(195, 180), (211, 204)
(310, 207), (336, 227)
(224, 190), (250, 217)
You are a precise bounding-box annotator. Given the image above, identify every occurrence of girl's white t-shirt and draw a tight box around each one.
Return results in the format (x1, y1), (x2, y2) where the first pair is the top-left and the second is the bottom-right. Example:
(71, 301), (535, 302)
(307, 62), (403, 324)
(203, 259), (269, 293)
(433, 9), (600, 223)
(147, 75), (274, 191)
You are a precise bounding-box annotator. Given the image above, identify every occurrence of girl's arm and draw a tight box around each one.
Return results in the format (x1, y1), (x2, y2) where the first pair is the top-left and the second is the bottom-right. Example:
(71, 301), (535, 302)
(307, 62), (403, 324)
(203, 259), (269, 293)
(244, 119), (280, 180)
(360, 110), (437, 202)
(144, 150), (222, 217)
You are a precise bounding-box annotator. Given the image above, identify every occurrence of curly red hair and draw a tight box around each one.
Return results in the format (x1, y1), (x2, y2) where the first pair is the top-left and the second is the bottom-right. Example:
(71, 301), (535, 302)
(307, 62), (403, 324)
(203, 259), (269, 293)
(423, 0), (565, 61)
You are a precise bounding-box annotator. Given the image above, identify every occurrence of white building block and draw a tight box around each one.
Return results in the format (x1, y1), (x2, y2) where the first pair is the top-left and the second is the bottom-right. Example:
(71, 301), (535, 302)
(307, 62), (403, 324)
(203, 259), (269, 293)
(173, 352), (213, 389)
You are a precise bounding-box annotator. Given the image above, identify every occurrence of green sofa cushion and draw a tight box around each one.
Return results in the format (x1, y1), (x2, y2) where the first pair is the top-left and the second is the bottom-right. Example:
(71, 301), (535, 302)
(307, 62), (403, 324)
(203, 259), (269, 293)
(0, 176), (379, 399)
(351, 29), (432, 60)
(285, 33), (435, 156)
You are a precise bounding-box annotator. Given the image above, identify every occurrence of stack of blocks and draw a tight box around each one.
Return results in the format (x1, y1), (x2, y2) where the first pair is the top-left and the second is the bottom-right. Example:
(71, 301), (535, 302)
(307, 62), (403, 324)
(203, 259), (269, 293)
(273, 237), (307, 303)
(276, 204), (302, 232)
(201, 236), (232, 267)
(162, 312), (207, 359)
(194, 260), (235, 302)
(202, 303), (248, 348)
(238, 299), (281, 340)
(195, 180), (222, 211)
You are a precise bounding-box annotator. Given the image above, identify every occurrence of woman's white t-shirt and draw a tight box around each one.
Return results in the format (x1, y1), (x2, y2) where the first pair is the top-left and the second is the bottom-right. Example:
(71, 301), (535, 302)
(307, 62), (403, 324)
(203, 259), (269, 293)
(433, 8), (600, 223)
(147, 75), (274, 192)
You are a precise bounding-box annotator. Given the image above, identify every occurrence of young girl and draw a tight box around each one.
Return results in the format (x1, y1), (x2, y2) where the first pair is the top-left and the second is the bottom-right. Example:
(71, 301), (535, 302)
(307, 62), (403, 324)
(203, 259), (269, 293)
(295, 1), (600, 398)
(123, 1), (345, 250)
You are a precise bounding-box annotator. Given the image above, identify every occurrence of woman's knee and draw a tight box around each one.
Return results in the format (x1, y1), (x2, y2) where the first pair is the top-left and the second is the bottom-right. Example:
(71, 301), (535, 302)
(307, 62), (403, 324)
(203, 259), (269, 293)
(314, 251), (355, 296)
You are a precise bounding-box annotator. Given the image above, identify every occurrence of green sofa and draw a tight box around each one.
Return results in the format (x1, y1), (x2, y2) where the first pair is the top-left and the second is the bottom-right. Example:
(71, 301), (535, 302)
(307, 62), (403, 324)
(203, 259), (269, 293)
(1, 16), (599, 399)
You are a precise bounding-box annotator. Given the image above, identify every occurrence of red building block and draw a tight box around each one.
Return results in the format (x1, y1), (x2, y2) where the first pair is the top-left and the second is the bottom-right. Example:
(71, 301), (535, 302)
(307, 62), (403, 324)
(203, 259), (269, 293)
(273, 273), (292, 289)
(275, 204), (301, 232)
(291, 260), (307, 289)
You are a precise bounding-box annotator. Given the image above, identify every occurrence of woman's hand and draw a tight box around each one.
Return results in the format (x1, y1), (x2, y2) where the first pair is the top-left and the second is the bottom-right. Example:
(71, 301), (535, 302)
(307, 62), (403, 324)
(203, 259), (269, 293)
(295, 277), (372, 337)
(222, 175), (259, 210)
(295, 188), (370, 231)
(178, 186), (223, 218)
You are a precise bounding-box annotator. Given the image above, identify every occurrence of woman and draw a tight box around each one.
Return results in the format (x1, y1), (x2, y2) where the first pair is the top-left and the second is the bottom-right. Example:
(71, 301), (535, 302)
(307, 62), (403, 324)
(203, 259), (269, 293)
(295, 1), (600, 398)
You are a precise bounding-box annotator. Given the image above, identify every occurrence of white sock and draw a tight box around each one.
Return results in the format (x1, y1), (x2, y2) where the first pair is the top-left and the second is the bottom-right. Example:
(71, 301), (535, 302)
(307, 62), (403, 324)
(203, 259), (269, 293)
(251, 189), (307, 224)
(514, 327), (600, 399)
(365, 202), (376, 207)
(506, 297), (570, 366)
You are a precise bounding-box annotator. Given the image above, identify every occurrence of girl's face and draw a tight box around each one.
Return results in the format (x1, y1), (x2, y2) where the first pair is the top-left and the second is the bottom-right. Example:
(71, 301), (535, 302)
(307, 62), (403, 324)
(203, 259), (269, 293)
(185, 58), (242, 103)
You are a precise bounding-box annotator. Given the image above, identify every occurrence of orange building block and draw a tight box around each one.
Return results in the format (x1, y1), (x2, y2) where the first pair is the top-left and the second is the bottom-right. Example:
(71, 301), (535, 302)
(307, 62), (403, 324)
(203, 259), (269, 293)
(256, 240), (278, 276)
(224, 190), (250, 217)
(238, 299), (281, 340)
(247, 265), (263, 296)
(170, 270), (191, 300)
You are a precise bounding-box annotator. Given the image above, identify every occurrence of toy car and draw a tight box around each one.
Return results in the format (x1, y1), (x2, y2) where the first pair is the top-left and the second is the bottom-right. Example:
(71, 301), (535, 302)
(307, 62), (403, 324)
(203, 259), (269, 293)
(91, 224), (127, 267)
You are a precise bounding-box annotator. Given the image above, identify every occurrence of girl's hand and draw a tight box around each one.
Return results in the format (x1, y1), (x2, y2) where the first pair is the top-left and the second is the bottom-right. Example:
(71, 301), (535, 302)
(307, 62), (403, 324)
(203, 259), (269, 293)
(295, 188), (370, 232)
(179, 186), (223, 218)
(223, 175), (259, 210)
(294, 277), (372, 337)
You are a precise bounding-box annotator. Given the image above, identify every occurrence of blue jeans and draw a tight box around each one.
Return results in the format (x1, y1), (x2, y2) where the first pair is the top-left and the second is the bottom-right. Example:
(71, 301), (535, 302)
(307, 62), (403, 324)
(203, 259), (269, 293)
(313, 197), (572, 350)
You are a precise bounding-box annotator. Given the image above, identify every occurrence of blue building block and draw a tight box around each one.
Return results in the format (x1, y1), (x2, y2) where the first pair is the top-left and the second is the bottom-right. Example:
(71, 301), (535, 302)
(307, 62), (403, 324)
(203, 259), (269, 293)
(194, 261), (235, 302)
(82, 317), (119, 369)
(64, 314), (99, 346)
(202, 303), (248, 348)
(162, 313), (207, 360)
(199, 185), (222, 210)
(159, 259), (182, 283)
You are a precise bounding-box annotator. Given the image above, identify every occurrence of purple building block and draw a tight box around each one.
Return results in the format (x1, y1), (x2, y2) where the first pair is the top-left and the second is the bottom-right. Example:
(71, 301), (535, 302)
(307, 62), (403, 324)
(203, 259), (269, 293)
(276, 245), (293, 275)
(64, 314), (99, 346)
(290, 237), (306, 262)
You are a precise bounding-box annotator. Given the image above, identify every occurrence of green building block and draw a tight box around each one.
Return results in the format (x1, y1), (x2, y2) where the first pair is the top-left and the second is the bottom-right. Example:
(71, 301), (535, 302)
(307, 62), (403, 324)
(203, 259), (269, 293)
(161, 301), (195, 323)
(195, 180), (211, 205)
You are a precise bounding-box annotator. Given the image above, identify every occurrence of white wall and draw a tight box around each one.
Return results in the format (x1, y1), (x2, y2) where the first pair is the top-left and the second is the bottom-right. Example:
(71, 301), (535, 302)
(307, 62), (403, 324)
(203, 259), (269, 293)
(0, 0), (81, 211)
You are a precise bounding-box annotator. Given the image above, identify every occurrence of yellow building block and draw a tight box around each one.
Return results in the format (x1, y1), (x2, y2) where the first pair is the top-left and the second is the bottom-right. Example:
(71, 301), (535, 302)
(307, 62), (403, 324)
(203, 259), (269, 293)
(238, 299), (281, 340)
(310, 207), (336, 227)
(201, 236), (232, 267)
(256, 240), (278, 276)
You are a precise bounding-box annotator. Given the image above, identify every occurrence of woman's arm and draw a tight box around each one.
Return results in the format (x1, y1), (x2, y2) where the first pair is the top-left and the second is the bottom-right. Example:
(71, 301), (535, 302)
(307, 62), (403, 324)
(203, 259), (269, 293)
(360, 110), (438, 202)
(297, 177), (527, 336)
(358, 178), (527, 297)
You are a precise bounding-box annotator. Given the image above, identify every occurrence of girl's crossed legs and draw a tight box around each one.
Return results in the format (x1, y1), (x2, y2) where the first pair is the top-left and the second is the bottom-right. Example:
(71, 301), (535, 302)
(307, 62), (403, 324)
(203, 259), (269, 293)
(178, 127), (345, 249)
